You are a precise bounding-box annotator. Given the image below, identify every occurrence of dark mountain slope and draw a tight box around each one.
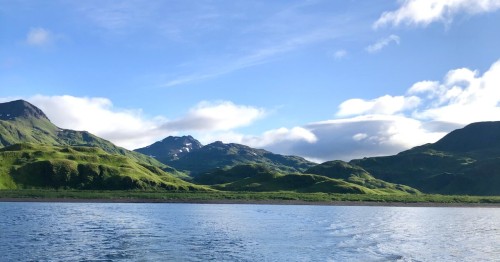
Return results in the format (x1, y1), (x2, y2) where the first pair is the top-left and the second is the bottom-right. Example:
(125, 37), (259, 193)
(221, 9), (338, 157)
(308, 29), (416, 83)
(167, 141), (316, 175)
(351, 121), (500, 195)
(429, 121), (500, 154)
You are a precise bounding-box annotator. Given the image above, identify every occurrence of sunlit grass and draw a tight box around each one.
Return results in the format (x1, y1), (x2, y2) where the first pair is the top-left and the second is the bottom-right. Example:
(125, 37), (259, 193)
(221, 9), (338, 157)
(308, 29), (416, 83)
(1, 189), (499, 204)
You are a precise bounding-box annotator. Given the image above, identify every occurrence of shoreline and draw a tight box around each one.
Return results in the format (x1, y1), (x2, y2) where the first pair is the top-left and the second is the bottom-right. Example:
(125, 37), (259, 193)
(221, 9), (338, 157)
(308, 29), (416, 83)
(1, 197), (499, 207)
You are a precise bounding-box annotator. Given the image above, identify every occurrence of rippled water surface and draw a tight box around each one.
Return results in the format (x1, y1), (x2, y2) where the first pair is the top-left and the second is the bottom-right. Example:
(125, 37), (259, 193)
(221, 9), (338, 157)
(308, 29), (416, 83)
(0, 202), (499, 261)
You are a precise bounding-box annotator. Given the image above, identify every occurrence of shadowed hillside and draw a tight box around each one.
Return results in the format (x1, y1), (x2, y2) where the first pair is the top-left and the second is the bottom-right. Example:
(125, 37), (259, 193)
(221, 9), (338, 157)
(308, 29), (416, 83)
(351, 122), (500, 195)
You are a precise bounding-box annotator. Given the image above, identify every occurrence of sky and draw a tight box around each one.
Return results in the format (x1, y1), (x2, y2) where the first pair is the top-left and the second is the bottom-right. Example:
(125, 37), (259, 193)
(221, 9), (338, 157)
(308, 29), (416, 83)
(2, 0), (500, 162)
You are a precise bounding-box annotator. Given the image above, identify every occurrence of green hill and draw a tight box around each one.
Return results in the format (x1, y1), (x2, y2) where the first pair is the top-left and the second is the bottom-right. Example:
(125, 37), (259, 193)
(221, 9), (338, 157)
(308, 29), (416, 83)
(195, 164), (419, 194)
(306, 160), (420, 194)
(351, 122), (500, 195)
(0, 143), (207, 191)
(166, 141), (316, 175)
(0, 100), (167, 169)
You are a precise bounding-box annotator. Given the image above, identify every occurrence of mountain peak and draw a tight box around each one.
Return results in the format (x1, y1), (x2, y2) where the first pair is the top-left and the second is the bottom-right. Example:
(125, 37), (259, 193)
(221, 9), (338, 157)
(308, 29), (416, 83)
(134, 135), (203, 162)
(431, 121), (500, 152)
(0, 100), (49, 121)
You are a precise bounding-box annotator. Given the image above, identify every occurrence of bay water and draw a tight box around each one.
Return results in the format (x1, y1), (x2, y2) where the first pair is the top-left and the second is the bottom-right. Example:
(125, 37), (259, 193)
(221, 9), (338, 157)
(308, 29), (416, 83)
(0, 202), (499, 261)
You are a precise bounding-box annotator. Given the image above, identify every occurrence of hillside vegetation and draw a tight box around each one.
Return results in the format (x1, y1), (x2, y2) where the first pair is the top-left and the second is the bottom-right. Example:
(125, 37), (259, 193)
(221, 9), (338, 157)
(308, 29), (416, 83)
(352, 122), (500, 195)
(195, 164), (420, 195)
(0, 143), (207, 191)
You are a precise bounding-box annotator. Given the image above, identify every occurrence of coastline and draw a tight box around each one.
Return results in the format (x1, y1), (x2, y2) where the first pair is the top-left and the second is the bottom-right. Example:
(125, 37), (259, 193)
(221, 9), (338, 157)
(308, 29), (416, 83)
(1, 197), (499, 207)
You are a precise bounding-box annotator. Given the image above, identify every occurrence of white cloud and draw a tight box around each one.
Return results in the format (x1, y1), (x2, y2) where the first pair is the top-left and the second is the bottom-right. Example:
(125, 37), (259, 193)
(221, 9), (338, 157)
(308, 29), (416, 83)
(332, 49), (347, 60)
(3, 95), (266, 150)
(26, 27), (53, 46)
(245, 127), (317, 147)
(297, 115), (446, 161)
(162, 101), (265, 131)
(374, 0), (500, 28)
(253, 58), (500, 162)
(196, 126), (317, 148)
(28, 95), (167, 149)
(365, 34), (400, 53)
(412, 61), (500, 123)
(407, 80), (440, 96)
(337, 95), (420, 117)
(194, 126), (319, 160)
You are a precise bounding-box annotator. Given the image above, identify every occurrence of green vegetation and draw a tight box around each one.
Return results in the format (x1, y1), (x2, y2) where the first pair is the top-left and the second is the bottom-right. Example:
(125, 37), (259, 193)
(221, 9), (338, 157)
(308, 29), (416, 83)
(306, 160), (420, 194)
(0, 143), (207, 191)
(349, 122), (500, 196)
(1, 189), (499, 204)
(194, 164), (419, 194)
(352, 141), (500, 195)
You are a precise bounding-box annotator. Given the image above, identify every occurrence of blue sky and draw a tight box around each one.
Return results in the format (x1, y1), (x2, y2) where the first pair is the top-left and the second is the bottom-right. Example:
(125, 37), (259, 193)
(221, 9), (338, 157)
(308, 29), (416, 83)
(2, 0), (500, 162)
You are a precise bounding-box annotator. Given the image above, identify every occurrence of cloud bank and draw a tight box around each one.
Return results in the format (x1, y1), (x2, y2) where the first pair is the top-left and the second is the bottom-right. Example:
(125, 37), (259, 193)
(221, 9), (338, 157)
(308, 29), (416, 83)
(262, 59), (500, 162)
(2, 96), (269, 150)
(374, 0), (500, 28)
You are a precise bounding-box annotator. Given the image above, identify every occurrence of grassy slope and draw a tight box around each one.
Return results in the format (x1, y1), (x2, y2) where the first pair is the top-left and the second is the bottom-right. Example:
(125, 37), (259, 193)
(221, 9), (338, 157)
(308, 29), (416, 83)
(0, 115), (190, 179)
(0, 143), (207, 191)
(306, 160), (420, 194)
(1, 190), (499, 204)
(195, 164), (418, 195)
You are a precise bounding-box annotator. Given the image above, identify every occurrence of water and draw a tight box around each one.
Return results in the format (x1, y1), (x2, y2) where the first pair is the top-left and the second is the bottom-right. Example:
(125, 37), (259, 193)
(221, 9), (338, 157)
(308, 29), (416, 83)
(0, 203), (499, 261)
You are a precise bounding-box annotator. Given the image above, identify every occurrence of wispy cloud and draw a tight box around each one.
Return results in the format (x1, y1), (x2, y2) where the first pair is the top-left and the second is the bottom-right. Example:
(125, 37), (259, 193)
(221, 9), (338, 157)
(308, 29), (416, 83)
(26, 27), (54, 46)
(73, 0), (158, 32)
(374, 0), (500, 28)
(163, 27), (344, 87)
(72, 0), (222, 37)
(365, 34), (400, 53)
(332, 49), (347, 60)
(67, 1), (361, 87)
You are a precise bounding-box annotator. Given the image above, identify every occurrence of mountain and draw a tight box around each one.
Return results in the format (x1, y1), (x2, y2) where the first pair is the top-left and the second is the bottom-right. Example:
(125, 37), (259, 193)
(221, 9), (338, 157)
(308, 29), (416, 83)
(194, 164), (418, 194)
(134, 135), (202, 163)
(0, 99), (48, 120)
(430, 121), (500, 154)
(165, 141), (316, 175)
(351, 121), (500, 195)
(0, 143), (206, 190)
(0, 100), (165, 168)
